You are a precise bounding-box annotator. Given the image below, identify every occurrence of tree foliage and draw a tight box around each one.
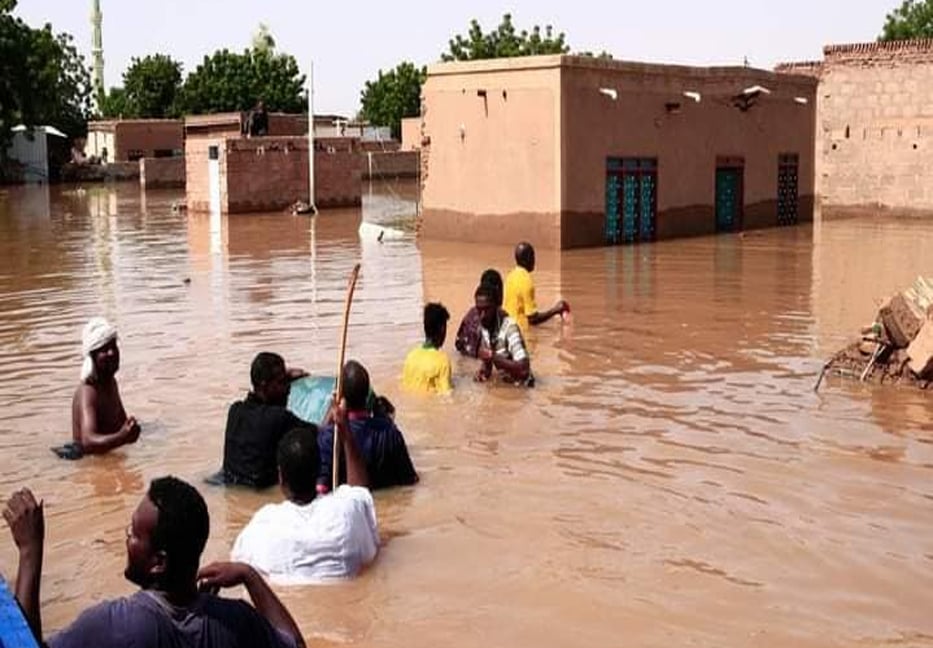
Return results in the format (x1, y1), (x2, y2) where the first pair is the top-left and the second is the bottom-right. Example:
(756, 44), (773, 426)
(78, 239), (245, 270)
(122, 54), (183, 118)
(441, 13), (569, 61)
(0, 0), (91, 150)
(359, 61), (426, 139)
(880, 0), (933, 40)
(179, 47), (305, 114)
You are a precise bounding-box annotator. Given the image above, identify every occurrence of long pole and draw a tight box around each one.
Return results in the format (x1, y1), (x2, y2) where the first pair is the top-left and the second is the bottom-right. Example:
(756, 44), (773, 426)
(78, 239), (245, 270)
(307, 61), (317, 213)
(332, 263), (361, 492)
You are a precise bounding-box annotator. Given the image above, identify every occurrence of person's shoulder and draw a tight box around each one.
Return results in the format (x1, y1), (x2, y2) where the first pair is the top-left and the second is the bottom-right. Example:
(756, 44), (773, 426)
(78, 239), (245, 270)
(73, 381), (98, 403)
(50, 594), (157, 646)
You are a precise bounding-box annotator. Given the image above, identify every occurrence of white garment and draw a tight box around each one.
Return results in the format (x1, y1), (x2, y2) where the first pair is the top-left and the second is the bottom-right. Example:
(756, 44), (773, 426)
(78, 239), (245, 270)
(231, 485), (379, 585)
(80, 317), (117, 382)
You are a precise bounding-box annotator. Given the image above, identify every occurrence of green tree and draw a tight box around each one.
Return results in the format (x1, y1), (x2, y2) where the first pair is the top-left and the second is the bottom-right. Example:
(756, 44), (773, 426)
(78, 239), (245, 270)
(880, 0), (933, 40)
(441, 13), (569, 61)
(359, 61), (426, 139)
(180, 47), (305, 114)
(0, 0), (91, 151)
(98, 86), (130, 118)
(121, 54), (183, 118)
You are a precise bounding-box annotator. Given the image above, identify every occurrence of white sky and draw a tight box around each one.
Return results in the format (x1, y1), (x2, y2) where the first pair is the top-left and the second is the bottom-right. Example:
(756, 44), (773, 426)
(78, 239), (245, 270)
(16, 0), (892, 116)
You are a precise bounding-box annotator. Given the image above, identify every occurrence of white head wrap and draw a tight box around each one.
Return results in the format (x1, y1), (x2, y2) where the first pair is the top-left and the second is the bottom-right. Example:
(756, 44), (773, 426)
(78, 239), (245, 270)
(81, 317), (118, 383)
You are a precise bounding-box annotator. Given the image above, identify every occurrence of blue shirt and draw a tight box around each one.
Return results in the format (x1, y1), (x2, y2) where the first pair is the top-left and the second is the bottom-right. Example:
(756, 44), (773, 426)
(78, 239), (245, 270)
(317, 413), (418, 491)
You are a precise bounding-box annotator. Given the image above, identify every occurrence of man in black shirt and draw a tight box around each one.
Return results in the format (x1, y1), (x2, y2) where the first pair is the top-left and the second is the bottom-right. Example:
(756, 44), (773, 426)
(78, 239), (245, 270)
(222, 353), (311, 489)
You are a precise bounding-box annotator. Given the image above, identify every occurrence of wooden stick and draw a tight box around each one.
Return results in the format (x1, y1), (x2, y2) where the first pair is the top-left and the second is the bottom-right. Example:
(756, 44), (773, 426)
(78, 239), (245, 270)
(332, 263), (361, 492)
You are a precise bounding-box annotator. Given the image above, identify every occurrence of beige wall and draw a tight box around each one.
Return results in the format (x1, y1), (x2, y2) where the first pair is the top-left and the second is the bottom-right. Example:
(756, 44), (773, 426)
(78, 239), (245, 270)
(421, 57), (563, 248)
(401, 117), (421, 150)
(816, 41), (933, 210)
(422, 55), (816, 249)
(561, 61), (817, 246)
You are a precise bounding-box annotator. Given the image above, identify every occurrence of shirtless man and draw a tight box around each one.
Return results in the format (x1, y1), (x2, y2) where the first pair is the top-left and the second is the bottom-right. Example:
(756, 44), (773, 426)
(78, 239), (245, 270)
(70, 318), (139, 455)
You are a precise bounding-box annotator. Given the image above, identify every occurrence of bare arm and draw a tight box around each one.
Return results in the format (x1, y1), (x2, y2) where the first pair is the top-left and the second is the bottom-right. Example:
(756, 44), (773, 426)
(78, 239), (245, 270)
(199, 562), (305, 648)
(528, 300), (569, 326)
(336, 401), (369, 488)
(491, 355), (531, 381)
(73, 387), (138, 454)
(3, 489), (44, 644)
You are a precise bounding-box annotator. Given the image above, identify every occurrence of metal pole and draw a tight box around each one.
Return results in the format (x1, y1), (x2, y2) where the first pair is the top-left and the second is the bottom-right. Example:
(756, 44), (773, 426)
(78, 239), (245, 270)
(307, 61), (317, 213)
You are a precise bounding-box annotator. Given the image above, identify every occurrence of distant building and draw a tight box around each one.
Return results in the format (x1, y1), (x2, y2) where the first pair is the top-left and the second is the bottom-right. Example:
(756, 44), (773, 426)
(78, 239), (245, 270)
(421, 55), (817, 249)
(86, 119), (183, 163)
(777, 39), (933, 212)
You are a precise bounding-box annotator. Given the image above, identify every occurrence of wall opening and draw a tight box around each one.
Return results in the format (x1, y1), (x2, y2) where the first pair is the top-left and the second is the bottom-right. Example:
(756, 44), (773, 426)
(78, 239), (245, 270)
(605, 157), (657, 245)
(777, 153), (800, 226)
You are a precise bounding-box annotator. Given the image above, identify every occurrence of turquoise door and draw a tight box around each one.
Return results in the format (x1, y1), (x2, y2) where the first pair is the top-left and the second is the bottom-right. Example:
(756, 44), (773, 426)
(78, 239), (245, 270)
(606, 158), (657, 245)
(715, 167), (742, 232)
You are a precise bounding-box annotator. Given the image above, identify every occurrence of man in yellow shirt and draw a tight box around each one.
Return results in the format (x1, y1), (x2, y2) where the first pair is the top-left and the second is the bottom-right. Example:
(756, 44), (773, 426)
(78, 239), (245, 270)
(402, 303), (453, 394)
(504, 241), (569, 333)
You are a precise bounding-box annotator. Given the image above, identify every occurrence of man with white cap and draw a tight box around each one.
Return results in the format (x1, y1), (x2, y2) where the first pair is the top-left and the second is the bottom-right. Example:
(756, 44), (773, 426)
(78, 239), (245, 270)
(70, 317), (140, 455)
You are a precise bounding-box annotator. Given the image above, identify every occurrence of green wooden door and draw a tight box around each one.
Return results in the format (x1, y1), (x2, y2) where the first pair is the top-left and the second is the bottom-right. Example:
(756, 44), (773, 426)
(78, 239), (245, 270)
(715, 167), (742, 232)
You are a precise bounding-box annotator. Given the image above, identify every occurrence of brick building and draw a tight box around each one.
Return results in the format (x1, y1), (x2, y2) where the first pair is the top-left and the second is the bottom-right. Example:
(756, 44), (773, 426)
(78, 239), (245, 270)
(86, 119), (183, 162)
(185, 136), (362, 213)
(777, 39), (933, 212)
(421, 55), (817, 249)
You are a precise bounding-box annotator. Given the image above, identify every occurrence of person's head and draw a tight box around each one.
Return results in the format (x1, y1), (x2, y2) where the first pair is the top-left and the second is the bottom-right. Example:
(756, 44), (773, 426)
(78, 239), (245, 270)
(124, 476), (210, 591)
(256, 100), (265, 111)
(423, 302), (450, 348)
(479, 268), (503, 307)
(515, 241), (535, 272)
(474, 283), (499, 330)
(277, 426), (320, 504)
(81, 317), (120, 383)
(341, 360), (370, 411)
(251, 352), (289, 406)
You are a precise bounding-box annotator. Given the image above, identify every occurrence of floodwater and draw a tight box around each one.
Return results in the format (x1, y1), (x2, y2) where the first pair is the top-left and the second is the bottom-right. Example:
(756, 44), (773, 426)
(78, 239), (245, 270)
(0, 181), (931, 647)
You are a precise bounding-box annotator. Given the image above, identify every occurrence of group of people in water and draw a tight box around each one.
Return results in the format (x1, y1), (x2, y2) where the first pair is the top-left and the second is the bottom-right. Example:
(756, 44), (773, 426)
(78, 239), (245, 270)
(1, 242), (569, 647)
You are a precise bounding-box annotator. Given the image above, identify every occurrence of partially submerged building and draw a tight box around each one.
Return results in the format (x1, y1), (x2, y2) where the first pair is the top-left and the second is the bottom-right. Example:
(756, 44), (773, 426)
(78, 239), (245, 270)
(421, 55), (817, 249)
(86, 119), (184, 162)
(777, 39), (933, 212)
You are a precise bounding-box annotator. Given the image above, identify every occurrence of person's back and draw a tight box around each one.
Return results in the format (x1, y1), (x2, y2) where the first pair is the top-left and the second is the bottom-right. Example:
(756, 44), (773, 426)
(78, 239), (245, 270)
(402, 302), (452, 394)
(503, 264), (536, 333)
(50, 590), (297, 648)
(232, 415), (379, 584)
(222, 353), (310, 488)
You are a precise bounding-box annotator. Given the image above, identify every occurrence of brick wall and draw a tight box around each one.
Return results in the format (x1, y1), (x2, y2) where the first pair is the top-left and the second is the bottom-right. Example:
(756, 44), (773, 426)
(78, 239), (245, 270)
(814, 40), (933, 209)
(774, 60), (824, 79)
(112, 120), (183, 160)
(140, 156), (185, 189)
(186, 136), (361, 212)
(362, 151), (419, 179)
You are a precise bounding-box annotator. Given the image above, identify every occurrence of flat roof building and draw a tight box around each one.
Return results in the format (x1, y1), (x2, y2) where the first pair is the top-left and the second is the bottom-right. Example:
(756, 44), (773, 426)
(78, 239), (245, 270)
(421, 55), (818, 249)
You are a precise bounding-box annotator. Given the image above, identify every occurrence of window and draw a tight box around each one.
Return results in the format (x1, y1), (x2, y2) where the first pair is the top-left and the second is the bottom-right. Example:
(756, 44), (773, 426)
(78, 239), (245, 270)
(605, 158), (657, 245)
(208, 145), (219, 161)
(777, 153), (799, 226)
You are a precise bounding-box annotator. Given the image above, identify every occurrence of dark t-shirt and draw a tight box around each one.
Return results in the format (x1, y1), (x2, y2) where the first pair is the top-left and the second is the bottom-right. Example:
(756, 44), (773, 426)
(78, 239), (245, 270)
(222, 393), (312, 489)
(318, 414), (418, 491)
(48, 590), (296, 648)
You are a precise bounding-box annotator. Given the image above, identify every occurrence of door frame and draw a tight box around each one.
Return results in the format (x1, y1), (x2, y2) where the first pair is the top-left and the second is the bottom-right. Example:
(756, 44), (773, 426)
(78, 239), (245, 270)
(714, 155), (744, 233)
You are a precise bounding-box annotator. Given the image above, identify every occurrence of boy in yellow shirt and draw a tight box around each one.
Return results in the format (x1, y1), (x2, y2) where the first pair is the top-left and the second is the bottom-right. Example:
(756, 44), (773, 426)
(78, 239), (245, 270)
(402, 303), (453, 394)
(504, 241), (569, 334)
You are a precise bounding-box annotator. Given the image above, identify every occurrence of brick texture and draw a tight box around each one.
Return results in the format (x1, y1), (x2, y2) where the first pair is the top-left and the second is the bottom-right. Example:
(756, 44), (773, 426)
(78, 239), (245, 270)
(140, 157), (185, 189)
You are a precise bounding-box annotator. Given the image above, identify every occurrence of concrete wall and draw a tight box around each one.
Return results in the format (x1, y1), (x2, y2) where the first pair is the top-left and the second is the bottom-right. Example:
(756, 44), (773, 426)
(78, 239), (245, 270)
(562, 59), (817, 247)
(401, 117), (421, 150)
(88, 120), (183, 162)
(421, 57), (563, 248)
(812, 40), (933, 210)
(186, 136), (361, 213)
(422, 55), (816, 249)
(140, 156), (185, 189)
(362, 151), (419, 179)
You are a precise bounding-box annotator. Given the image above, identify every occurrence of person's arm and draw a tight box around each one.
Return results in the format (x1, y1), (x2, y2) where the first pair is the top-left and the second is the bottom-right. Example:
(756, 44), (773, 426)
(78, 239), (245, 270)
(286, 367), (308, 381)
(491, 355), (531, 381)
(496, 323), (532, 381)
(437, 355), (453, 393)
(528, 300), (569, 326)
(198, 562), (305, 648)
(335, 400), (369, 488)
(3, 488), (44, 644)
(74, 388), (139, 454)
(316, 425), (334, 494)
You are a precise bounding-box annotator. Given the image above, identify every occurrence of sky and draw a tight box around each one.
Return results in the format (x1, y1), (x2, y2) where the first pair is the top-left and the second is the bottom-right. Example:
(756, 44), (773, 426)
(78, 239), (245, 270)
(15, 0), (891, 116)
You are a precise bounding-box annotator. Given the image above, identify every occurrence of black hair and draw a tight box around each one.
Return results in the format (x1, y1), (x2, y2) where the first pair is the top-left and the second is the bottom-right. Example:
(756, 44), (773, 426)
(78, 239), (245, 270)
(515, 241), (534, 265)
(277, 426), (320, 500)
(342, 360), (370, 411)
(148, 476), (210, 577)
(250, 352), (285, 389)
(424, 302), (450, 339)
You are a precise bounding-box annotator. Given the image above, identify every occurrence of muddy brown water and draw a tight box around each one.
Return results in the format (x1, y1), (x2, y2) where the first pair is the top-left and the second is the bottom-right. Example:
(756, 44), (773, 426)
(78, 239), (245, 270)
(0, 182), (931, 647)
